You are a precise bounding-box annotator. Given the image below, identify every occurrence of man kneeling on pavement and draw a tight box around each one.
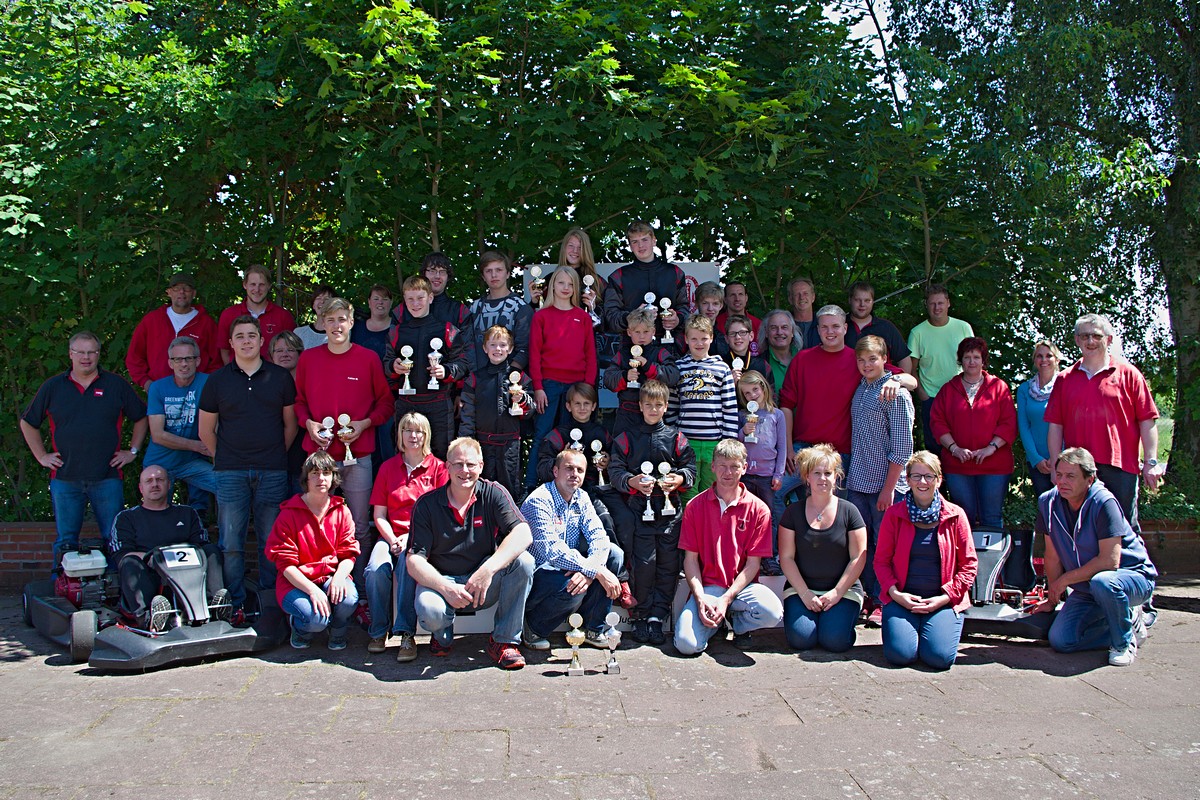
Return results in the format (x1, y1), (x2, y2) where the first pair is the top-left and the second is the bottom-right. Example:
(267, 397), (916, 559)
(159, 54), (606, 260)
(521, 448), (624, 651)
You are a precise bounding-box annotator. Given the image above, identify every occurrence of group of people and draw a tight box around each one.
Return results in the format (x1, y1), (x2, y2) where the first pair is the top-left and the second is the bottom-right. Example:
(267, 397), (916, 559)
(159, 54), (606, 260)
(20, 221), (1162, 670)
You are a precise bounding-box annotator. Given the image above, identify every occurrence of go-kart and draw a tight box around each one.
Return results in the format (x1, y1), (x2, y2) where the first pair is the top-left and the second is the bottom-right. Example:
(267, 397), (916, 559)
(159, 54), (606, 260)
(961, 525), (1057, 639)
(22, 543), (287, 671)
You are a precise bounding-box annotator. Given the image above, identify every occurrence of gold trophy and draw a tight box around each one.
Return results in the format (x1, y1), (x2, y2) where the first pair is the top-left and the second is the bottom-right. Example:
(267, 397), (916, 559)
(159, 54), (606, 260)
(529, 266), (546, 299)
(627, 345), (644, 389)
(566, 612), (585, 677)
(658, 297), (674, 343)
(427, 337), (443, 390)
(591, 440), (607, 487)
(398, 345), (416, 395)
(317, 416), (335, 450)
(604, 610), (622, 675)
(508, 371), (525, 415)
(640, 461), (656, 521)
(745, 400), (760, 444)
(569, 428), (584, 450)
(336, 414), (357, 466)
(658, 462), (676, 516)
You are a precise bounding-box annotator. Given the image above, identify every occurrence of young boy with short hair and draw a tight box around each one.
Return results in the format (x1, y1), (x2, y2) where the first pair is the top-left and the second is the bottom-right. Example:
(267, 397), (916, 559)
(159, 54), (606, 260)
(462, 251), (534, 373)
(609, 380), (696, 644)
(460, 325), (534, 498)
(603, 307), (679, 433)
(383, 275), (469, 459)
(670, 315), (739, 496)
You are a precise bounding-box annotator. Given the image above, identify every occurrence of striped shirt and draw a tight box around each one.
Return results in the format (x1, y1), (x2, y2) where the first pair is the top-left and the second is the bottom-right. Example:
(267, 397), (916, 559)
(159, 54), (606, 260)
(669, 355), (739, 441)
(848, 375), (914, 494)
(521, 482), (610, 578)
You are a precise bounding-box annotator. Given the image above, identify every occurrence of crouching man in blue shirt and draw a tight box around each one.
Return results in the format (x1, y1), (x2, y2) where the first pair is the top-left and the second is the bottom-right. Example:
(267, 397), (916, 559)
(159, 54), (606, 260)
(1035, 447), (1157, 667)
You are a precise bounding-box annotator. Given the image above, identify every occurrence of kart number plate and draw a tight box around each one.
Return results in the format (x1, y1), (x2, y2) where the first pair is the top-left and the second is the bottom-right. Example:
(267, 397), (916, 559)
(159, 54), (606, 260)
(162, 548), (199, 568)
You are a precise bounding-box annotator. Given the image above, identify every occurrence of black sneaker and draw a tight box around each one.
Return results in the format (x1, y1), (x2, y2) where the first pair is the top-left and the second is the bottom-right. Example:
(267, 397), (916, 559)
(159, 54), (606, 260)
(631, 618), (650, 643)
(731, 630), (754, 648)
(647, 618), (665, 645)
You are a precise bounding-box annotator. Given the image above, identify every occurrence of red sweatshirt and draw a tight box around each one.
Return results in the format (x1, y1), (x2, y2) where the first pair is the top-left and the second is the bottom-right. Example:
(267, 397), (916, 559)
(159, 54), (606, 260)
(217, 301), (297, 361)
(125, 305), (221, 386)
(265, 494), (360, 606)
(930, 373), (1018, 476)
(875, 498), (978, 612)
(294, 344), (394, 459)
(529, 305), (596, 389)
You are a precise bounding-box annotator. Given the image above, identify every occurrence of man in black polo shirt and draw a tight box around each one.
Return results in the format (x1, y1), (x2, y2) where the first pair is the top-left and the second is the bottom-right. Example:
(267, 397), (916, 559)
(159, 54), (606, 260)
(407, 437), (535, 669)
(199, 315), (298, 611)
(20, 330), (147, 568)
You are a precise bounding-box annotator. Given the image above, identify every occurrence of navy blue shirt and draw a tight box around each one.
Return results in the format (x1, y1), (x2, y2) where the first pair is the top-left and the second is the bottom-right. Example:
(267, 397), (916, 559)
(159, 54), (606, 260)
(22, 370), (146, 481)
(903, 524), (943, 597)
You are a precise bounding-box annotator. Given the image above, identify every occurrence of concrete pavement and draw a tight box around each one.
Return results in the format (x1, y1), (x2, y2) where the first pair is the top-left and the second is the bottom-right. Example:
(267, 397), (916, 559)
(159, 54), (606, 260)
(1, 579), (1197, 799)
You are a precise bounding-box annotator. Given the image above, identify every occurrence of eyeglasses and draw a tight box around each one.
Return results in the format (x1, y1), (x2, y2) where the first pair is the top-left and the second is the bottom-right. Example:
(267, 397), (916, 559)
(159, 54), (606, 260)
(425, 267), (449, 276)
(169, 356), (199, 364)
(909, 473), (938, 484)
(727, 330), (751, 337)
(1077, 332), (1106, 341)
(401, 429), (426, 437)
(450, 461), (482, 470)
(70, 349), (100, 357)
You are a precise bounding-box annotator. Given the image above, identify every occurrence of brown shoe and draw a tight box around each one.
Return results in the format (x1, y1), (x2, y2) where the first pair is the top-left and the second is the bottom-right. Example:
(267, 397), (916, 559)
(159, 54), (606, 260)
(367, 636), (387, 654)
(395, 633), (418, 662)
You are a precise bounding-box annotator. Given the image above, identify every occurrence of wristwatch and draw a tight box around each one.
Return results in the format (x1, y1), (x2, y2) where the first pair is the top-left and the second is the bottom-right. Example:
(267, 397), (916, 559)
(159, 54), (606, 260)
(1146, 458), (1158, 468)
(130, 446), (139, 456)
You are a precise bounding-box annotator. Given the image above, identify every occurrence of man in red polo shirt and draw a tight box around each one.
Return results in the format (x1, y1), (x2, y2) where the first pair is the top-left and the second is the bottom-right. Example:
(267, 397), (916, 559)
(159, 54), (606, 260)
(673, 439), (782, 655)
(217, 264), (297, 363)
(1045, 313), (1163, 533)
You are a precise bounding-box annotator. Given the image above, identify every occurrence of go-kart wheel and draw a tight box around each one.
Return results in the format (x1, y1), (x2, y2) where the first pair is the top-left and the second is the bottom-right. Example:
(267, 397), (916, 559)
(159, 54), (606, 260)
(22, 590), (32, 627)
(69, 609), (97, 663)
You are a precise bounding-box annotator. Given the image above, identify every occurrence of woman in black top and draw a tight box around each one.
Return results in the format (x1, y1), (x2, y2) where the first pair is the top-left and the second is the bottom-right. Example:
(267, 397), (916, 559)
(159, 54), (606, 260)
(779, 444), (868, 652)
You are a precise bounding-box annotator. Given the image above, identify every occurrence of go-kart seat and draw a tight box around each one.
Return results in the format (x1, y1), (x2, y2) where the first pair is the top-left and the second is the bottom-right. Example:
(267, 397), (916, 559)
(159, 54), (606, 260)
(969, 526), (1010, 605)
(1001, 528), (1037, 592)
(148, 545), (211, 624)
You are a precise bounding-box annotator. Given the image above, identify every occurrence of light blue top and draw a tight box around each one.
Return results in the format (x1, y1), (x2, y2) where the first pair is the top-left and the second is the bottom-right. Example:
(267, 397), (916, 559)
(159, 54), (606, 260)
(1016, 377), (1050, 469)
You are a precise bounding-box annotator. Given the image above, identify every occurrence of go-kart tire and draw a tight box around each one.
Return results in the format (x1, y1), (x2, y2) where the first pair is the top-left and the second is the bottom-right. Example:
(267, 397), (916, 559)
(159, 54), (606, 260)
(69, 610), (97, 663)
(22, 591), (33, 627)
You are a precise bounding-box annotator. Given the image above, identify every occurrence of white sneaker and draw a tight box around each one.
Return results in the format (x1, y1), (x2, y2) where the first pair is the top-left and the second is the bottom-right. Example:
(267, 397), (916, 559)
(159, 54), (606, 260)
(1109, 639), (1138, 667)
(1132, 607), (1149, 647)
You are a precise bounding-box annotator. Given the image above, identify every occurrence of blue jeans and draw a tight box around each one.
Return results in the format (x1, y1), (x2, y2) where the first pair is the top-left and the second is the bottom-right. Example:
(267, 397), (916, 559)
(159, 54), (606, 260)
(943, 472), (1008, 529)
(336, 454), (374, 596)
(882, 601), (964, 670)
(1048, 570), (1155, 653)
(524, 546), (625, 638)
(50, 478), (124, 568)
(525, 379), (569, 488)
(281, 578), (359, 638)
(171, 459), (219, 522)
(414, 552), (535, 645)
(783, 593), (861, 653)
(847, 488), (902, 604)
(363, 539), (418, 638)
(216, 469), (289, 608)
(673, 583), (784, 655)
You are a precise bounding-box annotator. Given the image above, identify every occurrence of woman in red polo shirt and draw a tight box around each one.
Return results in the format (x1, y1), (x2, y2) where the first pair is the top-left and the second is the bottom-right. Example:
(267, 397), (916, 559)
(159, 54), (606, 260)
(363, 412), (448, 661)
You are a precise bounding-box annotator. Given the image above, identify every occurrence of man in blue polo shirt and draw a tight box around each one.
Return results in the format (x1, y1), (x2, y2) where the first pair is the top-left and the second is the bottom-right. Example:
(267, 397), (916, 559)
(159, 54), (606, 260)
(199, 315), (298, 612)
(20, 330), (147, 568)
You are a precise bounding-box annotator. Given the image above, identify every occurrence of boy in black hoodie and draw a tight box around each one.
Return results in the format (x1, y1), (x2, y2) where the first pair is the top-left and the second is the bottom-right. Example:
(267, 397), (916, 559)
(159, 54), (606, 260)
(608, 380), (696, 645)
(603, 307), (679, 433)
(460, 325), (533, 498)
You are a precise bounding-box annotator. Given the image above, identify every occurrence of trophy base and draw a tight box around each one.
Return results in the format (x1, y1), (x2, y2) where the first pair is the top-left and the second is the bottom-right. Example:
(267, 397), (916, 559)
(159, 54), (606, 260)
(509, 408), (522, 416)
(661, 508), (676, 516)
(642, 512), (656, 522)
(398, 389), (416, 396)
(342, 455), (357, 467)
(567, 665), (585, 677)
(627, 382), (640, 389)
(605, 659), (620, 675)
(427, 381), (440, 391)
(745, 436), (758, 444)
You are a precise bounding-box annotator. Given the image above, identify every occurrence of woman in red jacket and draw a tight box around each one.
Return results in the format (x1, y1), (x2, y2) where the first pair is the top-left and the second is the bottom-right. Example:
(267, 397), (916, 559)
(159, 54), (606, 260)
(875, 451), (978, 670)
(930, 337), (1017, 529)
(265, 451), (360, 651)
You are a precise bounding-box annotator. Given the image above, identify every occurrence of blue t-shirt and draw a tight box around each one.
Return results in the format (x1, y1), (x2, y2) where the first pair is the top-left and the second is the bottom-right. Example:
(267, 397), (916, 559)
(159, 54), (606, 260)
(903, 524), (943, 598)
(145, 373), (208, 474)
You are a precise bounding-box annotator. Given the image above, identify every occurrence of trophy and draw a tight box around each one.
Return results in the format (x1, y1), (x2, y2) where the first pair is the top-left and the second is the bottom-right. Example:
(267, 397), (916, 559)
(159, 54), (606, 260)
(591, 440), (607, 487)
(732, 356), (744, 376)
(658, 297), (674, 343)
(642, 291), (657, 312)
(566, 612), (585, 677)
(745, 400), (760, 444)
(427, 337), (443, 390)
(604, 610), (622, 675)
(317, 416), (335, 450)
(508, 371), (524, 415)
(336, 414), (357, 465)
(640, 461), (656, 521)
(582, 274), (596, 304)
(569, 428), (584, 450)
(658, 462), (676, 516)
(529, 266), (546, 297)
(398, 345), (416, 395)
(627, 345), (643, 389)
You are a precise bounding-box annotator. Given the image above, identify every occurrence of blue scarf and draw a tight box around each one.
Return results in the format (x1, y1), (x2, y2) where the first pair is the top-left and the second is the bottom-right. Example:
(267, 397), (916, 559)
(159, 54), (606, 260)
(906, 490), (943, 526)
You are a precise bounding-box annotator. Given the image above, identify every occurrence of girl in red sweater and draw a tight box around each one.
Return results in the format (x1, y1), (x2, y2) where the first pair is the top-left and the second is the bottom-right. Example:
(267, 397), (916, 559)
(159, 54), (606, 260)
(525, 267), (596, 489)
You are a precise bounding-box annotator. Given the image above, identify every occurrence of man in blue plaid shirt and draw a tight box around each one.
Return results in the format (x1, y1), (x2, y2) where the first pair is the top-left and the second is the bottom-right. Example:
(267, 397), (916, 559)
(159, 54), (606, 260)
(521, 448), (625, 650)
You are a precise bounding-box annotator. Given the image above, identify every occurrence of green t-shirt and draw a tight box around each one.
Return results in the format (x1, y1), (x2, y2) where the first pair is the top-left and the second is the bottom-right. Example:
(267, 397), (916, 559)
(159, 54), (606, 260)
(767, 349), (792, 395)
(907, 317), (974, 396)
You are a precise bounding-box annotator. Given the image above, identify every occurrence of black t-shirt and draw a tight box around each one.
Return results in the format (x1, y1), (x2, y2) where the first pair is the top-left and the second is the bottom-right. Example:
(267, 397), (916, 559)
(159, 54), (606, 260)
(22, 371), (146, 481)
(781, 498), (866, 592)
(408, 479), (525, 576)
(198, 361), (296, 471)
(844, 316), (912, 364)
(108, 503), (207, 559)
